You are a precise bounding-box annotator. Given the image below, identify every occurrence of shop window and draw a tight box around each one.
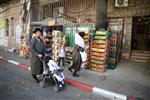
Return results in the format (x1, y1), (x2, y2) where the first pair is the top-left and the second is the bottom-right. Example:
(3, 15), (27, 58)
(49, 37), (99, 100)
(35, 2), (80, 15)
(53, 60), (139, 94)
(5, 19), (9, 37)
(11, 17), (15, 37)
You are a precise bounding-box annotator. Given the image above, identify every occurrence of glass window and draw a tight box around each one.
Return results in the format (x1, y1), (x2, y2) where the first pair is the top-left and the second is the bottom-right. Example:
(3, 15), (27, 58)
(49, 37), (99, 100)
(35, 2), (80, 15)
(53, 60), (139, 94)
(11, 17), (15, 37)
(5, 19), (9, 37)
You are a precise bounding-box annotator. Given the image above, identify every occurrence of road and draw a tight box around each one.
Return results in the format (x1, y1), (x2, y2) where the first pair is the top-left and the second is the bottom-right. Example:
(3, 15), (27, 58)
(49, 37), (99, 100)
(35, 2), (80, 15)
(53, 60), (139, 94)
(0, 59), (107, 100)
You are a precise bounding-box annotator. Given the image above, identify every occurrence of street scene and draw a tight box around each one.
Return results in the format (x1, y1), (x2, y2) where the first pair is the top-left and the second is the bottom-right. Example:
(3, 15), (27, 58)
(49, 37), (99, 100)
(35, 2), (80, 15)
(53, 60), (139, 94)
(0, 0), (150, 100)
(0, 56), (104, 100)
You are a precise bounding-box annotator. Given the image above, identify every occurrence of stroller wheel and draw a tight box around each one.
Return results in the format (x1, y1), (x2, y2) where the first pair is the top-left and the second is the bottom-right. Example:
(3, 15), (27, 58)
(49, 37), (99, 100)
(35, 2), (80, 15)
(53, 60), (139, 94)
(62, 84), (66, 90)
(39, 81), (45, 88)
(53, 86), (59, 93)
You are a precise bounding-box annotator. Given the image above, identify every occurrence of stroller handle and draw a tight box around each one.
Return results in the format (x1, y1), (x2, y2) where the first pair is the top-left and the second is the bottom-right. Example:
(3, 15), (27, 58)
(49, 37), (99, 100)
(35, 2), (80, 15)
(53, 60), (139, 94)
(39, 53), (52, 62)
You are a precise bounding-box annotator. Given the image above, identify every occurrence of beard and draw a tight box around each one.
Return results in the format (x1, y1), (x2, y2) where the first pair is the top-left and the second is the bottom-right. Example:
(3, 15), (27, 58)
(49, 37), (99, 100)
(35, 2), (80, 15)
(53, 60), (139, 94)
(37, 36), (41, 39)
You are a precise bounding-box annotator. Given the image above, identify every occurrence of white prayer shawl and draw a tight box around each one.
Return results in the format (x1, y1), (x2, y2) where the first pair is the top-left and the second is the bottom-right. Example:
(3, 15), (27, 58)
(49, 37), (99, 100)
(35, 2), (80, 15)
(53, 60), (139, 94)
(75, 33), (85, 48)
(75, 33), (87, 62)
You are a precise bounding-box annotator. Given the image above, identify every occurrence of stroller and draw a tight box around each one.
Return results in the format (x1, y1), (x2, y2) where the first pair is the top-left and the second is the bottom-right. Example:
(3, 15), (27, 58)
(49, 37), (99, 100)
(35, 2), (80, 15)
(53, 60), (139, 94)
(39, 54), (65, 92)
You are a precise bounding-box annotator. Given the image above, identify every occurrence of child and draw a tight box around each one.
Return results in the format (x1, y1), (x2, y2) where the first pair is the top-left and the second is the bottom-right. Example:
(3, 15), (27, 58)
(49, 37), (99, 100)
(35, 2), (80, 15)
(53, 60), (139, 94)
(58, 44), (65, 67)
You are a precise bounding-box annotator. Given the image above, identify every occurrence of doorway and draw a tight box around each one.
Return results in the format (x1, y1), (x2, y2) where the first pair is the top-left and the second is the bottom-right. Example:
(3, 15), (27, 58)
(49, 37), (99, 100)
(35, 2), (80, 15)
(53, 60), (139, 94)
(131, 16), (150, 51)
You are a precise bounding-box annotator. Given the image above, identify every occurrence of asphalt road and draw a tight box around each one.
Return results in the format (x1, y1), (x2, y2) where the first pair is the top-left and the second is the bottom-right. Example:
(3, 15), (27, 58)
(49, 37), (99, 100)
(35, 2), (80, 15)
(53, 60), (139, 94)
(0, 59), (107, 100)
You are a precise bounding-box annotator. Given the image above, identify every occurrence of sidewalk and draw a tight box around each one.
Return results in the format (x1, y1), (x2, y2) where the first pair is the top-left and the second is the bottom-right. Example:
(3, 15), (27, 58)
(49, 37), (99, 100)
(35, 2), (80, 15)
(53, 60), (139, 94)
(0, 49), (150, 99)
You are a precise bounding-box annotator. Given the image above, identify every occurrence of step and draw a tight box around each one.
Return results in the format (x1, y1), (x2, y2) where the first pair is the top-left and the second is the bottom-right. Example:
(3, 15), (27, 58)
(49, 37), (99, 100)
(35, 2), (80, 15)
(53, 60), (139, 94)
(131, 55), (150, 60)
(130, 59), (150, 63)
(131, 53), (150, 57)
(132, 50), (150, 54)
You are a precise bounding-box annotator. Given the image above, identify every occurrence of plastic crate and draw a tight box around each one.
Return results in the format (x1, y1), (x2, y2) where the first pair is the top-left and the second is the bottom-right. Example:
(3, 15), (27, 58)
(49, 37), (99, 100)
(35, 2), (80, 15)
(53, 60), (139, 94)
(92, 44), (107, 49)
(109, 51), (118, 58)
(91, 60), (105, 65)
(107, 63), (118, 69)
(91, 48), (107, 52)
(91, 56), (107, 61)
(90, 66), (106, 72)
(108, 58), (117, 64)
(92, 40), (107, 44)
(91, 52), (107, 57)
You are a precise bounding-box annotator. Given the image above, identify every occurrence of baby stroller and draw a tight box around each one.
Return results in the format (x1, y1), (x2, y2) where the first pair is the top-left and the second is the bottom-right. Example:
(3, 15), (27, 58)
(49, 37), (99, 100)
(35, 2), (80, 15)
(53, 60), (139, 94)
(39, 54), (65, 92)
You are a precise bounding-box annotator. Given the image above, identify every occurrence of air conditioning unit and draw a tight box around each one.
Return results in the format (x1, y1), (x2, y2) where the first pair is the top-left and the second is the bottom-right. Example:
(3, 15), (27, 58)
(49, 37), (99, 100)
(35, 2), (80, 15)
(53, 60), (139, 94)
(53, 7), (64, 17)
(115, 0), (128, 7)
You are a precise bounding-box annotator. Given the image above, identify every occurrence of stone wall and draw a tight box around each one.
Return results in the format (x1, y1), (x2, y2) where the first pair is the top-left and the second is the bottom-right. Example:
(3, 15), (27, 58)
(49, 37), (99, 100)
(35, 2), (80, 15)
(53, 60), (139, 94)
(123, 17), (132, 59)
(108, 0), (150, 17)
(0, 0), (21, 48)
(31, 0), (41, 22)
(108, 0), (150, 59)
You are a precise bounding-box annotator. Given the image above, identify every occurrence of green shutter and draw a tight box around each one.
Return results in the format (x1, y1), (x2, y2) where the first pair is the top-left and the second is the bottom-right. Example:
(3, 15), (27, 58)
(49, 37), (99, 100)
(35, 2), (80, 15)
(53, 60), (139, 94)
(64, 26), (75, 46)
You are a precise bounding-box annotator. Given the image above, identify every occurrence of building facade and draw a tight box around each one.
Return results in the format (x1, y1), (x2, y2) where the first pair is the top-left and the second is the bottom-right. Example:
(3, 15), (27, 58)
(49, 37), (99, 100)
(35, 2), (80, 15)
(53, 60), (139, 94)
(1, 0), (149, 61)
(0, 0), (107, 48)
(31, 0), (97, 26)
(0, 0), (31, 49)
(0, 0), (20, 48)
(108, 0), (150, 59)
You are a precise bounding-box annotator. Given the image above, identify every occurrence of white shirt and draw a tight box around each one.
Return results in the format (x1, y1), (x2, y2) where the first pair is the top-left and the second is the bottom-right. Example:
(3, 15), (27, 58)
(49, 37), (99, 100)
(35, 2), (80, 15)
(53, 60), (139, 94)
(75, 33), (85, 49)
(59, 49), (65, 57)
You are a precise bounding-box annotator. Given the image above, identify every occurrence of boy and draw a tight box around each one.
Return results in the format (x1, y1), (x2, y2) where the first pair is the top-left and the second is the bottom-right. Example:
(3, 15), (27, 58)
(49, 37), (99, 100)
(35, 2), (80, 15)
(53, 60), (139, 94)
(58, 44), (65, 67)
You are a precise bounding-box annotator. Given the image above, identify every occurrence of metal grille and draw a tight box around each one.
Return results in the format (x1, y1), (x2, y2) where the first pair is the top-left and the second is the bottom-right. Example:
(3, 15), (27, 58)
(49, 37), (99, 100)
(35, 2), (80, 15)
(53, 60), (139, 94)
(40, 0), (96, 26)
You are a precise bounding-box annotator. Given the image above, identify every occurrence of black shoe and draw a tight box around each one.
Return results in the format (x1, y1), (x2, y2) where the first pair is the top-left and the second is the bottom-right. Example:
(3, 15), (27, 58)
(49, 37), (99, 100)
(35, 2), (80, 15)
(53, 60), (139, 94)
(73, 74), (80, 77)
(68, 68), (73, 73)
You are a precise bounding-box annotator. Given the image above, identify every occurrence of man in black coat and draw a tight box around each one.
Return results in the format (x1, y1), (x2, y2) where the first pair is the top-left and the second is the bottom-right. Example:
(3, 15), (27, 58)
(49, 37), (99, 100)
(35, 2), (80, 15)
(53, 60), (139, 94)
(30, 28), (46, 83)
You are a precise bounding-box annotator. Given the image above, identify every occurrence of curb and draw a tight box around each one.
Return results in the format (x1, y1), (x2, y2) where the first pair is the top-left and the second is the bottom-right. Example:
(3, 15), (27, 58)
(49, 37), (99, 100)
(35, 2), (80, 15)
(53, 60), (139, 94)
(0, 56), (137, 100)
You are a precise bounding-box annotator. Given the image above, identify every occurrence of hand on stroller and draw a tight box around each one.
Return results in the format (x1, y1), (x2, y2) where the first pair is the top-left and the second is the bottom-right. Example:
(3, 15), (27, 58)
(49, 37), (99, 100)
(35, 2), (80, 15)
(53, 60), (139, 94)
(38, 54), (43, 58)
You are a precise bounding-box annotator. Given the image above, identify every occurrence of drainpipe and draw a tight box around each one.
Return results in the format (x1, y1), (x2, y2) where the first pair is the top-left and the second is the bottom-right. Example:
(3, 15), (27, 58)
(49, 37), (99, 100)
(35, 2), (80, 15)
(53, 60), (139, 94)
(95, 0), (108, 30)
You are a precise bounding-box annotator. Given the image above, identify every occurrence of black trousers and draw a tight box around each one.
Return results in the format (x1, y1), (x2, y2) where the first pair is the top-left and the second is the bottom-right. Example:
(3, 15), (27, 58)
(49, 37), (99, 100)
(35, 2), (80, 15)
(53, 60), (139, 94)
(32, 74), (40, 83)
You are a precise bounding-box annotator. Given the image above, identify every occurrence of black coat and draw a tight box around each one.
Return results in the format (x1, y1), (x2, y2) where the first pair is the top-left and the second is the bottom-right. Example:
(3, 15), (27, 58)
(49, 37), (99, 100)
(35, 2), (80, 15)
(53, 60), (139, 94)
(30, 37), (45, 75)
(71, 44), (84, 71)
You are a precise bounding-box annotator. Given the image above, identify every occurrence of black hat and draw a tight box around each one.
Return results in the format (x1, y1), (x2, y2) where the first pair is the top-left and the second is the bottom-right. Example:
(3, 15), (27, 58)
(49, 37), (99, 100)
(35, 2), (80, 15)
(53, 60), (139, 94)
(34, 28), (42, 33)
(79, 31), (85, 38)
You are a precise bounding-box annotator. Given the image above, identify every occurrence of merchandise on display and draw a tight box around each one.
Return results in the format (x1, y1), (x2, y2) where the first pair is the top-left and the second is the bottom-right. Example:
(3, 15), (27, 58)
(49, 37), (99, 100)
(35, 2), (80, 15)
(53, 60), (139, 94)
(90, 30), (110, 72)
(64, 47), (73, 67)
(19, 33), (29, 57)
(52, 31), (62, 62)
(108, 32), (122, 69)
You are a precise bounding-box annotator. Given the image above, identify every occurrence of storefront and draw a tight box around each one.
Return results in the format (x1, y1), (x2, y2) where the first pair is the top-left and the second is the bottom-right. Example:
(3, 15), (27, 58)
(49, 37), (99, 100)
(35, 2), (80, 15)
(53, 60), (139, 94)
(107, 0), (150, 62)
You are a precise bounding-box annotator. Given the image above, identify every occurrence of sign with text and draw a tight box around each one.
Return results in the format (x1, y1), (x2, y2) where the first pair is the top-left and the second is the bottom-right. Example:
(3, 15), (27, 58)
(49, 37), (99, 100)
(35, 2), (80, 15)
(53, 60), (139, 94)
(108, 18), (124, 32)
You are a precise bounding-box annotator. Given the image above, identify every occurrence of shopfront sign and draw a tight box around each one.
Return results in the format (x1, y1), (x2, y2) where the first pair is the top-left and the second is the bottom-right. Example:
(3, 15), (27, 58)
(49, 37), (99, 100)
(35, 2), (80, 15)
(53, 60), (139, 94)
(108, 18), (124, 32)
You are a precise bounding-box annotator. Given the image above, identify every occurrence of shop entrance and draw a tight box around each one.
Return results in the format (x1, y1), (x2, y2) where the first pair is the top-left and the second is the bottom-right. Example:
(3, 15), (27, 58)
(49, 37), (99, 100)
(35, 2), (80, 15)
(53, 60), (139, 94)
(131, 16), (150, 62)
(131, 16), (150, 51)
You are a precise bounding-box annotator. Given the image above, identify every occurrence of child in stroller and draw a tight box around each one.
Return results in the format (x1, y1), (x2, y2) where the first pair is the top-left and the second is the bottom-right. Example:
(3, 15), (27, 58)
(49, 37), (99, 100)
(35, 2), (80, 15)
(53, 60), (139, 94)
(39, 54), (65, 92)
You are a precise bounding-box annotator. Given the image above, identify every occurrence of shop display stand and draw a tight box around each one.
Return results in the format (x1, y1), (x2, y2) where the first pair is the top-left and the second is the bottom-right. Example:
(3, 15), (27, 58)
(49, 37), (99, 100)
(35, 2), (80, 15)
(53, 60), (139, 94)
(108, 32), (122, 69)
(64, 47), (73, 67)
(52, 31), (62, 62)
(83, 32), (91, 68)
(90, 30), (110, 72)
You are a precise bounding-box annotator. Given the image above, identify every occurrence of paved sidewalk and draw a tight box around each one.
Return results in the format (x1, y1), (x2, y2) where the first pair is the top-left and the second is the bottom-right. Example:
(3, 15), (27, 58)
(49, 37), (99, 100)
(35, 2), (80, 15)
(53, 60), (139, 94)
(0, 49), (150, 99)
